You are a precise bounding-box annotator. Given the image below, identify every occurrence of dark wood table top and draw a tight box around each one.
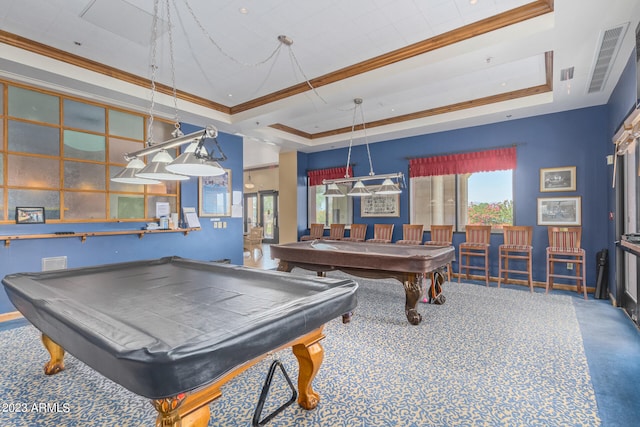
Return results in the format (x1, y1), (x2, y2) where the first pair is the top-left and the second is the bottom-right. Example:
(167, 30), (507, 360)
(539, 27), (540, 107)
(270, 240), (455, 273)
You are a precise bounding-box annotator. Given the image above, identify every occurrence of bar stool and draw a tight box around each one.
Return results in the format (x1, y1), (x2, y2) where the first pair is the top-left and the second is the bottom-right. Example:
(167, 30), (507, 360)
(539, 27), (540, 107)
(326, 223), (345, 240)
(300, 223), (324, 241)
(366, 224), (394, 243)
(395, 224), (424, 245)
(546, 226), (587, 299)
(458, 225), (491, 286)
(424, 225), (453, 283)
(343, 224), (367, 242)
(497, 226), (533, 292)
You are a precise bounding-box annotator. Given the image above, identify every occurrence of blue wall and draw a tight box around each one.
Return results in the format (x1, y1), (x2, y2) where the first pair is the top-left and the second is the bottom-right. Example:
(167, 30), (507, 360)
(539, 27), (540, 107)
(302, 106), (611, 287)
(2, 53), (636, 313)
(0, 125), (244, 313)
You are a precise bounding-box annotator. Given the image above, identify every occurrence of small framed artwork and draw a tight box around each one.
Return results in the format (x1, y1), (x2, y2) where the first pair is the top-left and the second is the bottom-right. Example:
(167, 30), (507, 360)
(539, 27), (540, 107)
(16, 207), (46, 224)
(540, 166), (576, 192)
(199, 170), (232, 217)
(537, 197), (581, 226)
(361, 193), (400, 217)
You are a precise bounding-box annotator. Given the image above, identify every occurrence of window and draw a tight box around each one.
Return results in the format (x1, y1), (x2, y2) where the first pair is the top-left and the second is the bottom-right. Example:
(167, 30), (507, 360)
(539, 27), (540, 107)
(1, 81), (179, 223)
(307, 167), (354, 227)
(409, 148), (515, 232)
(308, 183), (353, 226)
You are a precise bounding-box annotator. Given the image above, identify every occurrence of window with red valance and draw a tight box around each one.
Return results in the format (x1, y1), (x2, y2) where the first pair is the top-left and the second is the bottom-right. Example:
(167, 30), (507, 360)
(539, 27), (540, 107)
(409, 147), (515, 232)
(307, 167), (354, 227)
(307, 167), (353, 186)
(409, 147), (516, 177)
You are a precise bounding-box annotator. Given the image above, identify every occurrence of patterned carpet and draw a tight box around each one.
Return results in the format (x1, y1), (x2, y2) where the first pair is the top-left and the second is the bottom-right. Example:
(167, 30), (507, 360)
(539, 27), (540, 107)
(0, 273), (599, 426)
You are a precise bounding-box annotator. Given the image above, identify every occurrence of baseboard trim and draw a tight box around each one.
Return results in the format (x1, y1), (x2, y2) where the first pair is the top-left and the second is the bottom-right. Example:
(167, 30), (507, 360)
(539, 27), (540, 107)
(0, 311), (23, 323)
(453, 273), (595, 294)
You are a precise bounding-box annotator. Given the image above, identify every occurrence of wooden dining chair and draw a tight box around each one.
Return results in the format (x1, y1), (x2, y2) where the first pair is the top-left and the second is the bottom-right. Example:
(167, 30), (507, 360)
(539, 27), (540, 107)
(458, 225), (492, 286)
(326, 223), (346, 240)
(497, 226), (533, 292)
(243, 227), (263, 259)
(366, 224), (394, 243)
(395, 224), (424, 245)
(424, 225), (454, 282)
(300, 223), (324, 241)
(546, 226), (587, 299)
(343, 224), (367, 242)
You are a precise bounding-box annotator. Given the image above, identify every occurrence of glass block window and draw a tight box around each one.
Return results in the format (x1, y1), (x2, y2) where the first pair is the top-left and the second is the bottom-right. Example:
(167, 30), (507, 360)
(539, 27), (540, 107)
(109, 110), (144, 140)
(147, 179), (179, 195)
(8, 120), (60, 156)
(1, 80), (180, 223)
(147, 196), (177, 218)
(63, 99), (105, 133)
(63, 161), (105, 190)
(8, 86), (59, 124)
(8, 155), (60, 188)
(63, 130), (105, 161)
(64, 192), (107, 220)
(109, 137), (144, 164)
(8, 189), (61, 220)
(110, 194), (145, 219)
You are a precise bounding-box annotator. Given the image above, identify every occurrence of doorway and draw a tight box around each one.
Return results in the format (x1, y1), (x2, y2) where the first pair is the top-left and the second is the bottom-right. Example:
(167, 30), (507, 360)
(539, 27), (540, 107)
(260, 191), (279, 244)
(622, 144), (639, 323)
(243, 193), (258, 234)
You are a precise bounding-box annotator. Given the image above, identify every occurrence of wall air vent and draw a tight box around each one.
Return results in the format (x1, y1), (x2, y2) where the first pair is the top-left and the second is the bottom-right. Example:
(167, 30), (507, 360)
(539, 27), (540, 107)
(587, 23), (629, 93)
(42, 256), (67, 271)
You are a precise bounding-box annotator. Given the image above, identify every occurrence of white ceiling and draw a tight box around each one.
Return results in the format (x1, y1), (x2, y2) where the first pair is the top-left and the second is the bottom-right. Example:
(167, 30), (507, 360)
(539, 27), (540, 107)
(1, 0), (639, 169)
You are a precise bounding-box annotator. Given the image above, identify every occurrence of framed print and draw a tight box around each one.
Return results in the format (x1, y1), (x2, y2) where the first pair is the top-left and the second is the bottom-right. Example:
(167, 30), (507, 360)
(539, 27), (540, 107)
(537, 197), (581, 226)
(540, 166), (576, 192)
(199, 170), (232, 217)
(16, 207), (46, 224)
(361, 193), (400, 217)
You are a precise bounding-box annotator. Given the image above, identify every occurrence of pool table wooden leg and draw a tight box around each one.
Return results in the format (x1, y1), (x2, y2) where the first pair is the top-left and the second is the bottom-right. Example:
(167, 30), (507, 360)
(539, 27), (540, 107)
(41, 334), (65, 375)
(403, 273), (423, 325)
(277, 260), (294, 272)
(153, 393), (212, 427)
(292, 334), (325, 410)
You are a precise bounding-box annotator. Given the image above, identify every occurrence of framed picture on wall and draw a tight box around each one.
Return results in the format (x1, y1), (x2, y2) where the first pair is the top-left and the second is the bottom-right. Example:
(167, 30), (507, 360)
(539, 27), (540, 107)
(361, 192), (400, 217)
(537, 196), (581, 226)
(539, 166), (576, 192)
(15, 207), (46, 224)
(199, 170), (232, 217)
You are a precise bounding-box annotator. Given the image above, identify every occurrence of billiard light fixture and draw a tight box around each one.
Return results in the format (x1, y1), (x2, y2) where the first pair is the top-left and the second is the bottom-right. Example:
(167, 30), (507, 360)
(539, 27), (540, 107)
(111, 125), (227, 183)
(110, 0), (227, 183)
(322, 98), (404, 197)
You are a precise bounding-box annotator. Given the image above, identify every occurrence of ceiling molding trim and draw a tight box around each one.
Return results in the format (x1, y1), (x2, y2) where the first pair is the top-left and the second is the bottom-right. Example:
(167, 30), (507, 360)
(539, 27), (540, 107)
(0, 30), (230, 115)
(271, 51), (554, 140)
(269, 124), (313, 139)
(0, 0), (554, 131)
(230, 0), (554, 115)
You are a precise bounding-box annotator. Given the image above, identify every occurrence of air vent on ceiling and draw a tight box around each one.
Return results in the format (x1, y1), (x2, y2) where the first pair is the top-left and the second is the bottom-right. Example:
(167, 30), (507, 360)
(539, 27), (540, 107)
(587, 23), (629, 93)
(560, 67), (574, 81)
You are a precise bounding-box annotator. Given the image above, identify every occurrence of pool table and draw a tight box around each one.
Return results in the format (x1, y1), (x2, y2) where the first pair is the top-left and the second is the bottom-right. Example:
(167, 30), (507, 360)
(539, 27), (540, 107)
(270, 240), (455, 325)
(2, 256), (358, 427)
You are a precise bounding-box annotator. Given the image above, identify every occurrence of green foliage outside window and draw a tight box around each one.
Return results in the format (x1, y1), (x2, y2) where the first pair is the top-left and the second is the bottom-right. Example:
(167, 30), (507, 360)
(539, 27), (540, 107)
(467, 200), (513, 228)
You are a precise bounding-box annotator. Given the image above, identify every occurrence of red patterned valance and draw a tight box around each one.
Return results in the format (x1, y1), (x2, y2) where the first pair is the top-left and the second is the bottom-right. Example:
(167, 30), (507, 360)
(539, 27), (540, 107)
(307, 167), (353, 186)
(409, 147), (516, 177)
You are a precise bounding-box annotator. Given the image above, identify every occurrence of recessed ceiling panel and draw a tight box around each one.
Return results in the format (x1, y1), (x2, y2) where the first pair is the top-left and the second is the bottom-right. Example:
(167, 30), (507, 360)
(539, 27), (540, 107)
(80, 0), (167, 46)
